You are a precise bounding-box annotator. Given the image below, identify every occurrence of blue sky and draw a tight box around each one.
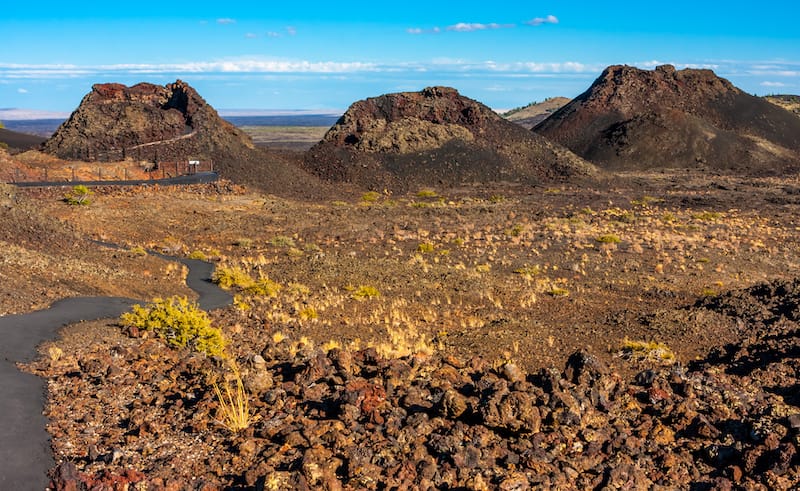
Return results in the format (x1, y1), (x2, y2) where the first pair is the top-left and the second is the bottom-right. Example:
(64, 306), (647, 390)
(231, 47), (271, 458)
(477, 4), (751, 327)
(2, 1), (799, 113)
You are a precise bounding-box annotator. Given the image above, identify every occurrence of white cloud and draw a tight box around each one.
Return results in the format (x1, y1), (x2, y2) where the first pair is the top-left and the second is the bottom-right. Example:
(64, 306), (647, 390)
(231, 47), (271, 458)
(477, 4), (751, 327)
(410, 15), (556, 34)
(267, 32), (281, 38)
(407, 27), (441, 35)
(525, 15), (559, 26)
(217, 18), (236, 25)
(1, 59), (798, 84)
(446, 22), (514, 32)
(761, 81), (789, 87)
(17, 88), (28, 93)
(286, 26), (297, 36)
(245, 33), (258, 39)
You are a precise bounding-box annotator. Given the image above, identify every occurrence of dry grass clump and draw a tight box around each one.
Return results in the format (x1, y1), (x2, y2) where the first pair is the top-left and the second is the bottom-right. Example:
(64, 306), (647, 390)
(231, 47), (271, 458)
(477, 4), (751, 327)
(245, 277), (282, 297)
(210, 364), (257, 433)
(373, 325), (436, 359)
(618, 338), (676, 365)
(351, 285), (380, 300)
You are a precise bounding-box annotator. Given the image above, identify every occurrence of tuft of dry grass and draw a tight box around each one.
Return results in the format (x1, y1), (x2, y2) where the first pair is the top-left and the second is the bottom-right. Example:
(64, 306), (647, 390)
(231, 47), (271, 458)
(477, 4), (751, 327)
(211, 364), (257, 432)
(618, 338), (676, 365)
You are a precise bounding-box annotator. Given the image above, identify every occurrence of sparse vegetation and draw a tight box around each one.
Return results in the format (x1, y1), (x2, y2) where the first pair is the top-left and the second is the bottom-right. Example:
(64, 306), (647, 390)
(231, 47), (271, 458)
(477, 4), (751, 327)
(211, 364), (256, 432)
(233, 237), (253, 248)
(352, 285), (380, 300)
(692, 211), (723, 221)
(618, 338), (676, 365)
(188, 250), (208, 261)
(270, 235), (296, 248)
(361, 191), (381, 203)
(64, 185), (93, 206)
(417, 242), (435, 253)
(416, 188), (438, 198)
(212, 266), (254, 290)
(596, 234), (622, 244)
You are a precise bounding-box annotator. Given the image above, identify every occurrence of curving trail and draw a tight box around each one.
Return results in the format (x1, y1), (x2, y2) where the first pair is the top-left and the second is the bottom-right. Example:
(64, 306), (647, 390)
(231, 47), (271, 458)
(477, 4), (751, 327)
(0, 255), (231, 489)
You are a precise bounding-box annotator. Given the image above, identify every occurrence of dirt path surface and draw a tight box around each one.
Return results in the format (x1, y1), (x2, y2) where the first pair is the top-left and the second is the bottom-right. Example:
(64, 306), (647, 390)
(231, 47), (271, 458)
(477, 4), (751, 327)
(0, 254), (230, 488)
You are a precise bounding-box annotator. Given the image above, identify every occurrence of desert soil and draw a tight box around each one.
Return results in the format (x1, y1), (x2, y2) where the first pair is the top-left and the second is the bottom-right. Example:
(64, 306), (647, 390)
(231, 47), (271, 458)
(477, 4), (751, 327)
(5, 166), (800, 489)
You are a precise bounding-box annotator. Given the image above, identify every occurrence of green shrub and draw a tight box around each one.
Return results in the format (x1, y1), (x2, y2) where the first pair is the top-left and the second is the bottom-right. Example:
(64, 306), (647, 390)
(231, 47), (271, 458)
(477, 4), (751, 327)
(361, 191), (381, 203)
(270, 235), (296, 248)
(64, 185), (93, 206)
(692, 211), (722, 221)
(245, 277), (282, 297)
(416, 189), (438, 198)
(547, 287), (570, 297)
(233, 237), (253, 248)
(188, 250), (208, 261)
(352, 285), (380, 300)
(596, 234), (622, 244)
(417, 242), (435, 253)
(120, 296), (225, 357)
(212, 266), (255, 290)
(128, 245), (148, 257)
(505, 224), (524, 237)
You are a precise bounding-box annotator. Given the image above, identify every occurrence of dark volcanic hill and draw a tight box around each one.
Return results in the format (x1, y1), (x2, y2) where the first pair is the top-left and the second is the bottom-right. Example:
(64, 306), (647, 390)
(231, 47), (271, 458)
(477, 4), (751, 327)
(304, 87), (594, 191)
(40, 80), (326, 197)
(535, 65), (800, 173)
(42, 80), (255, 164)
(0, 128), (45, 153)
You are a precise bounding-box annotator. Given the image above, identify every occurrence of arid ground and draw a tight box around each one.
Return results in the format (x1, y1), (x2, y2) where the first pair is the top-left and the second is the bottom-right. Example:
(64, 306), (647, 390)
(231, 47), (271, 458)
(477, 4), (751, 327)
(4, 160), (800, 488)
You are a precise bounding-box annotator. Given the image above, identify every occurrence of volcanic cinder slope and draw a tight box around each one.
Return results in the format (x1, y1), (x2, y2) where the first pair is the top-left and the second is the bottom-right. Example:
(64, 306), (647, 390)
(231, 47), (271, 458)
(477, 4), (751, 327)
(304, 86), (594, 191)
(42, 80), (254, 164)
(535, 64), (800, 173)
(0, 127), (45, 153)
(40, 80), (326, 197)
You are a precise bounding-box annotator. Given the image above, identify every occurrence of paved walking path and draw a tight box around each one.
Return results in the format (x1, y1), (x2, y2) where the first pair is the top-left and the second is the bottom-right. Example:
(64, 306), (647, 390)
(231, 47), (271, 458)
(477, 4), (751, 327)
(0, 254), (231, 489)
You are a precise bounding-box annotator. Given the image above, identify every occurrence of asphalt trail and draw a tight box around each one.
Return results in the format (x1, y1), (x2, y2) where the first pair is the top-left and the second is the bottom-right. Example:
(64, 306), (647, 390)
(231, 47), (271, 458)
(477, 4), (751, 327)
(0, 253), (231, 489)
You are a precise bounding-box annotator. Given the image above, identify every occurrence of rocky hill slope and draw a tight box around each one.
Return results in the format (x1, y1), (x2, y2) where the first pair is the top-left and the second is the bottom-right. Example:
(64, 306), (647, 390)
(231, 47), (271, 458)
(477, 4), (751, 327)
(42, 80), (254, 164)
(535, 65), (800, 173)
(503, 97), (571, 129)
(304, 87), (594, 191)
(39, 81), (327, 198)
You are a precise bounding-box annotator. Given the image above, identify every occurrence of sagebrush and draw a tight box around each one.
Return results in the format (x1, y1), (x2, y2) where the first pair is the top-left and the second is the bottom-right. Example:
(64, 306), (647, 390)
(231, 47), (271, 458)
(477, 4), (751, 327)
(120, 296), (226, 357)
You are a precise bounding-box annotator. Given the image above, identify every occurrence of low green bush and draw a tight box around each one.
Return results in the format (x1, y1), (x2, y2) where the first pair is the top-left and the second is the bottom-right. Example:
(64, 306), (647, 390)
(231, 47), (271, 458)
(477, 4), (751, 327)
(64, 185), (93, 206)
(120, 296), (225, 357)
